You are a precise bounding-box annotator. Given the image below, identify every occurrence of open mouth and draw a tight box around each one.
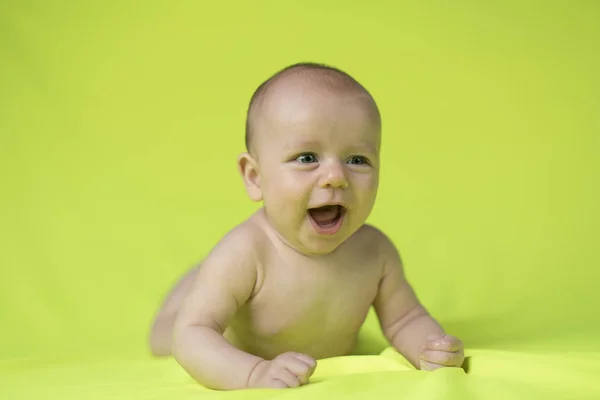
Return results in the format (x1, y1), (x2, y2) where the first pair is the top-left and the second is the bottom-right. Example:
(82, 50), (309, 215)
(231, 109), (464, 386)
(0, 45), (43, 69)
(307, 204), (346, 235)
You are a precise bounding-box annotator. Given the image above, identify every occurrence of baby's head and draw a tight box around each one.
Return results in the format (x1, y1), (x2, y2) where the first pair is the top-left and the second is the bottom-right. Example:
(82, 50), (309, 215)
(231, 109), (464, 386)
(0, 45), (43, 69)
(238, 63), (382, 255)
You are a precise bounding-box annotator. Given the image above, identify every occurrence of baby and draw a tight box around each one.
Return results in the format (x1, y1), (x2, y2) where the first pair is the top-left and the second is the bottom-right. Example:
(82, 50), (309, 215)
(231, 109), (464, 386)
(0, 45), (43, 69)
(148, 62), (464, 390)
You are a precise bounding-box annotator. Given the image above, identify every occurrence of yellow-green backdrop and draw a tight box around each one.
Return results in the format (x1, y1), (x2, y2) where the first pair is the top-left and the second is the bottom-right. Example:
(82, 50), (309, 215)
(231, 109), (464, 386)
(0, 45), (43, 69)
(1, 1), (599, 399)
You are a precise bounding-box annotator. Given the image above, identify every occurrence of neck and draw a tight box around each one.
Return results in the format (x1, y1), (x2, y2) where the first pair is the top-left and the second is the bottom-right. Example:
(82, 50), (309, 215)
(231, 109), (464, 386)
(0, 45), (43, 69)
(256, 207), (339, 258)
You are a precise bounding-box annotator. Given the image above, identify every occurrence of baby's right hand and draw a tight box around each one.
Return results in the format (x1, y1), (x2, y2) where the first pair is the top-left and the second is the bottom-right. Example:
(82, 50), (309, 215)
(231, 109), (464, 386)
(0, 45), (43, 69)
(247, 352), (317, 389)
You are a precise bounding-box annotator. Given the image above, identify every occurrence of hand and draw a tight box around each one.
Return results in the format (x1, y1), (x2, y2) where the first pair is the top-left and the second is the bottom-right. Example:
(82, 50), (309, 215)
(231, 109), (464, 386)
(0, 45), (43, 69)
(247, 352), (317, 389)
(419, 334), (464, 371)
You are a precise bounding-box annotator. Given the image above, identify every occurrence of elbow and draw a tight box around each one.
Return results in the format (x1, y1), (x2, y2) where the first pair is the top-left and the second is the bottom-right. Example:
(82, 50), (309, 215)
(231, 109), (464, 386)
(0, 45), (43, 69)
(148, 314), (177, 357)
(171, 323), (212, 366)
(170, 326), (205, 385)
(171, 318), (192, 361)
(171, 324), (189, 362)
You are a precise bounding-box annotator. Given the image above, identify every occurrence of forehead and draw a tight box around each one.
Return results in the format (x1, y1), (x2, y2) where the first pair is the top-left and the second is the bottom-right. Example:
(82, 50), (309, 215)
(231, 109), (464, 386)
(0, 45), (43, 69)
(255, 80), (380, 151)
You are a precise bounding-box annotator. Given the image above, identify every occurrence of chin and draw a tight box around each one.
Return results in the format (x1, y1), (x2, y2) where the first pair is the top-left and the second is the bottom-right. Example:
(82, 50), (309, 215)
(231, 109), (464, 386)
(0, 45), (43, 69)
(299, 234), (348, 256)
(303, 246), (340, 256)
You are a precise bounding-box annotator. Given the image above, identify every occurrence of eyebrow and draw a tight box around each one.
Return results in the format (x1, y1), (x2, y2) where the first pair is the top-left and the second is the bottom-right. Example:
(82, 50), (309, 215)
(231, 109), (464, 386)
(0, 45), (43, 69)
(347, 143), (378, 155)
(282, 140), (320, 151)
(282, 140), (378, 155)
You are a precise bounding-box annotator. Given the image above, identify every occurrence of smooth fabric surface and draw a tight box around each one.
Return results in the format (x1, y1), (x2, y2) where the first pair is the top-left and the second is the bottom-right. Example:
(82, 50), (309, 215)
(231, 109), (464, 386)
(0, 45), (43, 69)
(2, 348), (600, 399)
(1, 1), (599, 399)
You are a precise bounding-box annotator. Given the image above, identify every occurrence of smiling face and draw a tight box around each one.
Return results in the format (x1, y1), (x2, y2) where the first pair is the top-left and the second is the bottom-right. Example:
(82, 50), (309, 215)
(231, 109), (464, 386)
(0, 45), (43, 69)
(240, 76), (381, 255)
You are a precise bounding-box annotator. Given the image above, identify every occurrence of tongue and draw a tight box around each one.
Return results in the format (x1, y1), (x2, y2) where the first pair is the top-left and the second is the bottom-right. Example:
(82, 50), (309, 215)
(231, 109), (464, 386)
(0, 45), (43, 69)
(309, 205), (340, 224)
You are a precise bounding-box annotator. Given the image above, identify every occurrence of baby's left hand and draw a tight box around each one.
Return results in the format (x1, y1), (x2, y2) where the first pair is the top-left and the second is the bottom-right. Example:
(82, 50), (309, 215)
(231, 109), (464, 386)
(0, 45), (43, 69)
(419, 334), (464, 371)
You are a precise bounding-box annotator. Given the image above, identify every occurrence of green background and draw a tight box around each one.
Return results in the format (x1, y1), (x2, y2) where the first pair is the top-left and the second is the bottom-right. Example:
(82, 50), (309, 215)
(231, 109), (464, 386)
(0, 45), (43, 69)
(1, 1), (599, 398)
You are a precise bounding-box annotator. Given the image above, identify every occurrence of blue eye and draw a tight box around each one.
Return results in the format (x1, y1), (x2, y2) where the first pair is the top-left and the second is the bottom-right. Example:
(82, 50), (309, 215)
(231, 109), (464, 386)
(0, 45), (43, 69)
(296, 153), (318, 163)
(347, 156), (368, 165)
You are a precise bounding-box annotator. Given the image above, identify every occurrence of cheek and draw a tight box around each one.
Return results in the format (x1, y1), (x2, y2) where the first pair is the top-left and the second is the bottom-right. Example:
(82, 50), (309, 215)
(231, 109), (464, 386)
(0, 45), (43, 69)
(370, 175), (380, 193)
(353, 173), (379, 196)
(264, 170), (312, 207)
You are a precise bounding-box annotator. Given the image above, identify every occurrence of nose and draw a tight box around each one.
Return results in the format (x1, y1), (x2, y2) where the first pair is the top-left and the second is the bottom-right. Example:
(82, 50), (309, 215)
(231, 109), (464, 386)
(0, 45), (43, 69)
(319, 161), (349, 189)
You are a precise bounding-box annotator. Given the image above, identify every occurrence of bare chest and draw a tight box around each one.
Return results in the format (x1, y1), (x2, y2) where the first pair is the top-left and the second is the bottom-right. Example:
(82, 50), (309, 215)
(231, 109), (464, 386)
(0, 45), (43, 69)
(230, 251), (382, 356)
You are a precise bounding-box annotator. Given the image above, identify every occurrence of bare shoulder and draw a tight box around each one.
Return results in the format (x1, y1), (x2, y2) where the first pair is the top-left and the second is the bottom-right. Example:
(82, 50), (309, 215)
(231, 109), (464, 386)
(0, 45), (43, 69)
(353, 223), (401, 255)
(349, 224), (404, 274)
(175, 211), (270, 330)
(209, 211), (269, 259)
(192, 210), (270, 295)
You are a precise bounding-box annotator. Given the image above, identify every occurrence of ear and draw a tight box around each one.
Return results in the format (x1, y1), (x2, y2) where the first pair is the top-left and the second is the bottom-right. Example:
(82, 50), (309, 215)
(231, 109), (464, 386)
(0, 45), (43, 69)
(237, 152), (263, 202)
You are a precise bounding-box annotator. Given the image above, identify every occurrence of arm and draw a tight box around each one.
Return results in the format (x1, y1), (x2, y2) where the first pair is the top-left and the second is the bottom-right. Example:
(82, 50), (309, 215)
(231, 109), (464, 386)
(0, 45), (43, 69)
(172, 228), (264, 390)
(372, 237), (446, 369)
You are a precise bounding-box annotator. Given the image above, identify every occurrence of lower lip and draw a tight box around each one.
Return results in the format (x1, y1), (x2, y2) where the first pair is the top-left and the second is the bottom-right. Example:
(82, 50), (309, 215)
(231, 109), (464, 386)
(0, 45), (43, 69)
(308, 209), (346, 235)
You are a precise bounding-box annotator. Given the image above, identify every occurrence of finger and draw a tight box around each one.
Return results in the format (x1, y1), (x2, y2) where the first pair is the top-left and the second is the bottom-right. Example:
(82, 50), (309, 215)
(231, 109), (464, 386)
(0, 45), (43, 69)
(423, 335), (463, 352)
(288, 353), (317, 369)
(268, 378), (290, 389)
(420, 359), (444, 371)
(274, 369), (301, 388)
(420, 349), (464, 367)
(423, 335), (461, 351)
(282, 358), (315, 385)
